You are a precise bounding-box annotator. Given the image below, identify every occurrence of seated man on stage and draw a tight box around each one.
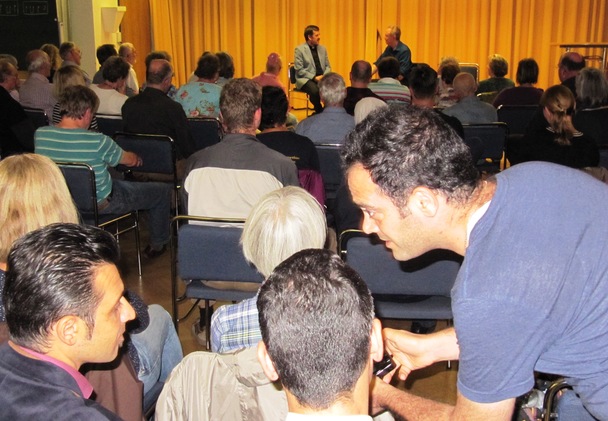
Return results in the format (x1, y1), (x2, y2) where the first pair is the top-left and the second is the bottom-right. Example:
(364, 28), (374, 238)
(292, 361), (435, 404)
(294, 24), (331, 114)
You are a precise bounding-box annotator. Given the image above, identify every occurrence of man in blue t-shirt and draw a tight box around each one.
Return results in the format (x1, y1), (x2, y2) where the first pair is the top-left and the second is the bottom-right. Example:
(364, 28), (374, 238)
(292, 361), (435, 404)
(343, 104), (608, 420)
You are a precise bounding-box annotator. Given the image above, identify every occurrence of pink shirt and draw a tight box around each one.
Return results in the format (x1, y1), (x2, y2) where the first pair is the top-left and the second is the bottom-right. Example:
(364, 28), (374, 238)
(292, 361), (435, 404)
(252, 72), (287, 95)
(16, 343), (94, 398)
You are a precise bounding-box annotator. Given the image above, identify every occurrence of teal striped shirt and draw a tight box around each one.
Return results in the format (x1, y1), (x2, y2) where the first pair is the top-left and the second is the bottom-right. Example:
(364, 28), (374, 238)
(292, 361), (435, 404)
(35, 126), (124, 201)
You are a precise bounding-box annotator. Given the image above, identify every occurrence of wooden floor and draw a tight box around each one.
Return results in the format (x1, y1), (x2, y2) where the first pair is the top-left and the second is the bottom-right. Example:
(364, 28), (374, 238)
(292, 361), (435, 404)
(119, 214), (458, 408)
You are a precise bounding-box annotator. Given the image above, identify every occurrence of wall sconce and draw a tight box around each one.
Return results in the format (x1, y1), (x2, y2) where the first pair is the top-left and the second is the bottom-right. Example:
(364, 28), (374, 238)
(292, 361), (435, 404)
(101, 6), (126, 33)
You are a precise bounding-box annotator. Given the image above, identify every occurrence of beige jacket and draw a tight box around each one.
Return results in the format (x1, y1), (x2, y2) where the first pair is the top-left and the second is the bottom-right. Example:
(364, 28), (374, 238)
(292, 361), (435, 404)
(155, 346), (288, 421)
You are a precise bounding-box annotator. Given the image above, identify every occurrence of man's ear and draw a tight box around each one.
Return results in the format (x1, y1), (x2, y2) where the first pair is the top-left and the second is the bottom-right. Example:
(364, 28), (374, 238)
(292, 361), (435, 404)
(53, 315), (82, 346)
(370, 318), (384, 362)
(408, 186), (439, 217)
(257, 341), (280, 381)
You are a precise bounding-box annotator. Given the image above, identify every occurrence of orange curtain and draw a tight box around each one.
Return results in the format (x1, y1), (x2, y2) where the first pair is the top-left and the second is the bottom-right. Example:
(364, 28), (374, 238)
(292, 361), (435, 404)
(148, 0), (608, 89)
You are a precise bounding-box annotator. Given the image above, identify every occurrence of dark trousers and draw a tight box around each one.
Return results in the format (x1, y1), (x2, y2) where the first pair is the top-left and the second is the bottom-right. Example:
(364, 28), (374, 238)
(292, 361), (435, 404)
(300, 79), (323, 114)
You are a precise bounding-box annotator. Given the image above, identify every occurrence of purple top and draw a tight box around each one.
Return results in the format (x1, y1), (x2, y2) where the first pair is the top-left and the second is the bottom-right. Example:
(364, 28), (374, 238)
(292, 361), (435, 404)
(493, 86), (544, 108)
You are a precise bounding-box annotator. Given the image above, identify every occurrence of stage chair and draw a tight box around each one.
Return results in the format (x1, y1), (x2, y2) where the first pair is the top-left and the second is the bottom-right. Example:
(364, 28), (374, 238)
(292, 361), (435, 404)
(288, 62), (313, 116)
(58, 162), (142, 277)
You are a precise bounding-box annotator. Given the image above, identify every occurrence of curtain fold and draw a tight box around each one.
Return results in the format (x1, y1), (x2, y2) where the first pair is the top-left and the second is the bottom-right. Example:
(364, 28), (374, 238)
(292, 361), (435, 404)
(147, 0), (608, 89)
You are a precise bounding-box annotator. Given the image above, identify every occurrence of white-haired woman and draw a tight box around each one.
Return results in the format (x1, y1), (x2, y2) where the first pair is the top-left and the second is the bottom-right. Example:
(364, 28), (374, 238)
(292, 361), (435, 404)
(210, 186), (327, 353)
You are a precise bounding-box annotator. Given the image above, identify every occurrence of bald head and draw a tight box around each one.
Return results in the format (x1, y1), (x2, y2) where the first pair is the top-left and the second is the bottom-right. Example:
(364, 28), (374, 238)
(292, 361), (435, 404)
(26, 49), (51, 77)
(559, 52), (585, 82)
(266, 53), (282, 74)
(453, 72), (477, 99)
(146, 59), (173, 91)
(350, 60), (372, 86)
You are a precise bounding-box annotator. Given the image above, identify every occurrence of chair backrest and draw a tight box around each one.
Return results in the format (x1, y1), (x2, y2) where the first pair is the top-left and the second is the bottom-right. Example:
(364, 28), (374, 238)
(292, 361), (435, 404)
(460, 63), (479, 82)
(496, 105), (538, 136)
(477, 91), (498, 104)
(175, 216), (261, 283)
(114, 132), (176, 176)
(315, 143), (343, 200)
(187, 117), (223, 152)
(339, 230), (462, 297)
(462, 123), (508, 172)
(97, 114), (124, 138)
(23, 107), (49, 129)
(58, 162), (99, 225)
(288, 63), (297, 85)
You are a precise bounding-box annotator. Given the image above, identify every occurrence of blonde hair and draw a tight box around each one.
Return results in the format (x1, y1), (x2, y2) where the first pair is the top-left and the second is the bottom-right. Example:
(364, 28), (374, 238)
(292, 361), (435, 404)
(0, 154), (79, 262)
(241, 187), (327, 277)
(53, 65), (86, 98)
(541, 85), (576, 146)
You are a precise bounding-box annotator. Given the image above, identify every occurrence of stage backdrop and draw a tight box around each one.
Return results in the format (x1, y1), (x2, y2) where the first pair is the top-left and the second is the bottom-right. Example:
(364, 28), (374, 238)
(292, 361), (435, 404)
(127, 0), (607, 90)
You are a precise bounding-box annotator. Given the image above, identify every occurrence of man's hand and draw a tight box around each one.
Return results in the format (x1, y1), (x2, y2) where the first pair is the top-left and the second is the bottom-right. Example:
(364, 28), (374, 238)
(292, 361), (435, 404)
(383, 327), (460, 381)
(120, 151), (142, 167)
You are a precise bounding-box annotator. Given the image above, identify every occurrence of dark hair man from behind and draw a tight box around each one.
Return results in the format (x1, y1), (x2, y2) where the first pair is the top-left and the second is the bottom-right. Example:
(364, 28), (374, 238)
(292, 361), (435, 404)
(0, 223), (135, 420)
(377, 56), (401, 79)
(257, 249), (383, 415)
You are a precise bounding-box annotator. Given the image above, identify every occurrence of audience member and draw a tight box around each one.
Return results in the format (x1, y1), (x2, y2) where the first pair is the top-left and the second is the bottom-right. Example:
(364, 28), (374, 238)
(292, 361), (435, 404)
(409, 64), (465, 139)
(51, 65), (98, 131)
(573, 67), (608, 146)
(252, 52), (298, 128)
(558, 52), (585, 96)
(373, 25), (413, 84)
(252, 52), (286, 92)
(343, 60), (384, 115)
(257, 248), (382, 418)
(182, 78), (298, 218)
(476, 53), (515, 94)
(92, 44), (118, 84)
(90, 56), (130, 116)
(368, 57), (411, 104)
(294, 24), (331, 114)
(436, 62), (460, 108)
(0, 153), (182, 404)
(211, 186), (327, 353)
(215, 51), (235, 87)
(175, 52), (222, 118)
(518, 84), (598, 168)
(19, 49), (57, 118)
(343, 105), (608, 420)
(353, 97), (388, 124)
(118, 42), (140, 95)
(0, 54), (20, 100)
(0, 60), (35, 158)
(142, 51), (177, 99)
(493, 58), (543, 107)
(59, 41), (91, 85)
(257, 86), (320, 172)
(122, 59), (195, 162)
(295, 72), (355, 144)
(0, 223), (134, 420)
(443, 72), (498, 123)
(41, 43), (61, 82)
(36, 85), (172, 258)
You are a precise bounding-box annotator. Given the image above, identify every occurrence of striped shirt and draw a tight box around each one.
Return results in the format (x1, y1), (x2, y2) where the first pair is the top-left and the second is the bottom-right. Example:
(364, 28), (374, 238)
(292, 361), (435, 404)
(369, 77), (411, 104)
(35, 126), (123, 200)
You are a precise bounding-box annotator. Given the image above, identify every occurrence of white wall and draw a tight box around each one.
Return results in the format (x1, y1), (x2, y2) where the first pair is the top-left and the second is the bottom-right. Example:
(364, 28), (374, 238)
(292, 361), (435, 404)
(59, 0), (123, 77)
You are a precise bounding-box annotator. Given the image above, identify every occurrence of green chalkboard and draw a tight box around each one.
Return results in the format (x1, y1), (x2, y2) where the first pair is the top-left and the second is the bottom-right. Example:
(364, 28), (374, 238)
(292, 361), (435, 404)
(0, 0), (60, 68)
